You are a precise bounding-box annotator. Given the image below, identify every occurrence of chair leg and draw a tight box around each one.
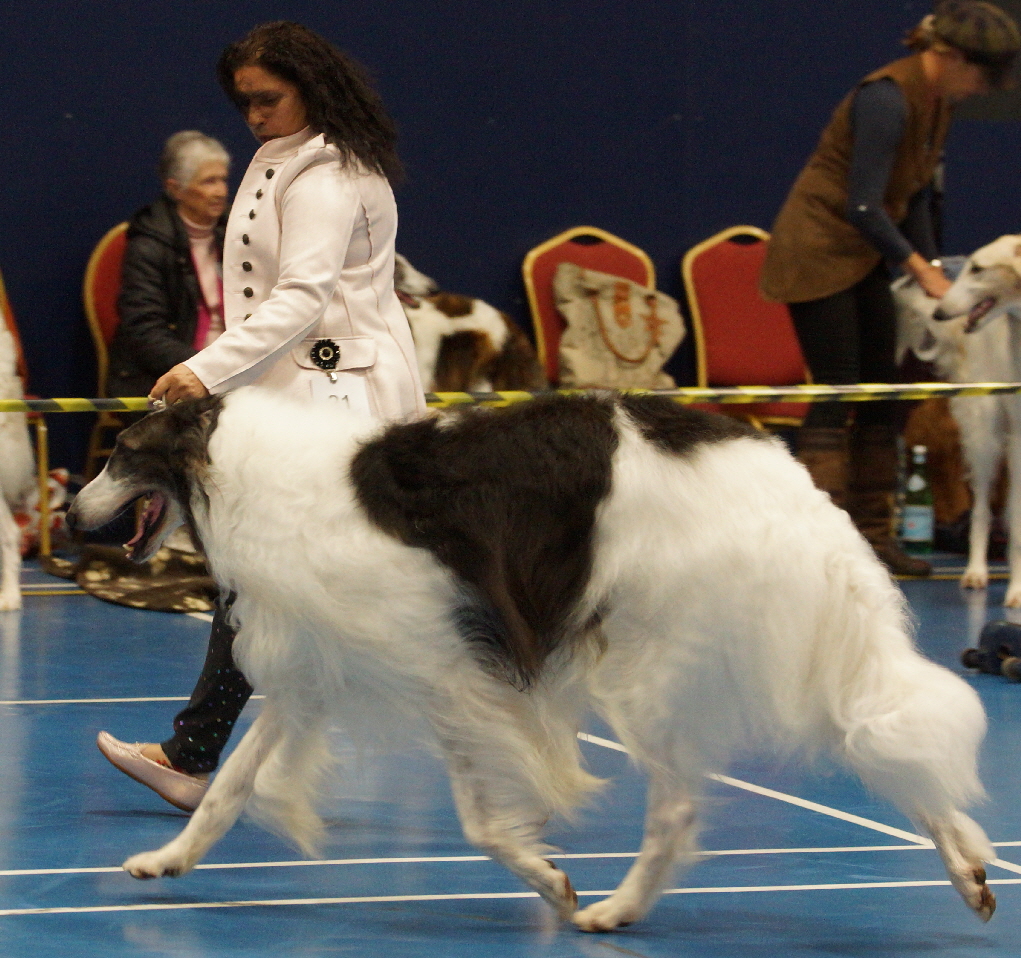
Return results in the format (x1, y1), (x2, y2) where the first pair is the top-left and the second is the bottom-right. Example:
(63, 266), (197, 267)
(32, 416), (50, 558)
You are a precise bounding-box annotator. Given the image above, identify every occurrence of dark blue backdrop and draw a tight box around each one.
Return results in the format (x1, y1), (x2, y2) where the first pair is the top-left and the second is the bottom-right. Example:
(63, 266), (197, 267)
(1, 0), (1018, 468)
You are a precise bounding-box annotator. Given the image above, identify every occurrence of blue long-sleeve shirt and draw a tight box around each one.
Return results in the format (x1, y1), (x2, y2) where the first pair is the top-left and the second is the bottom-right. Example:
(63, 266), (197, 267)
(845, 78), (939, 265)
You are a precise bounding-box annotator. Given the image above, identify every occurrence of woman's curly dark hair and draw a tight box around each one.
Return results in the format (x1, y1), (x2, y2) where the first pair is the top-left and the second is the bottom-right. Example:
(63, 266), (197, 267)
(218, 22), (403, 184)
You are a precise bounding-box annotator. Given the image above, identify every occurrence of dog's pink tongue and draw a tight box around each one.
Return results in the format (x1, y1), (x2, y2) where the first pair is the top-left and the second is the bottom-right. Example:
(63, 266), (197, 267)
(124, 496), (163, 550)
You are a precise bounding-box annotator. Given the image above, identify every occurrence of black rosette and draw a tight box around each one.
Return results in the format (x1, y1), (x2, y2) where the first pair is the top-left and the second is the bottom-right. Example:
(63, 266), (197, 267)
(310, 339), (340, 370)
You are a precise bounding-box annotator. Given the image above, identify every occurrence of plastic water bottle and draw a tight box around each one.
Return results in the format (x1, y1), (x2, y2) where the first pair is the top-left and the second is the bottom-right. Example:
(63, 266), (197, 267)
(900, 445), (934, 555)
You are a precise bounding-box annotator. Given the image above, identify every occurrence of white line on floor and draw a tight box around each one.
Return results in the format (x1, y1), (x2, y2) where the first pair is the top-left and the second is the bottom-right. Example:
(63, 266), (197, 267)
(3, 878), (1021, 918)
(0, 844), (952, 878)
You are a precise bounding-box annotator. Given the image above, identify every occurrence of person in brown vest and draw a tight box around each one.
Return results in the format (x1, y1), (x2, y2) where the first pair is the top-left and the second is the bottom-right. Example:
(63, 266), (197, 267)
(761, 0), (1020, 577)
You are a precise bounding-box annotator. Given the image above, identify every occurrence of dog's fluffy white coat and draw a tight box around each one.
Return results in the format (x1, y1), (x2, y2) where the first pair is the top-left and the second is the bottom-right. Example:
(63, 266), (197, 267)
(72, 390), (995, 928)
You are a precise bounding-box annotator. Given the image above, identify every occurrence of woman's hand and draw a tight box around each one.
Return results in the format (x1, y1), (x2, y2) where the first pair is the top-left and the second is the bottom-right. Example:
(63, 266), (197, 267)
(150, 364), (210, 405)
(904, 252), (952, 299)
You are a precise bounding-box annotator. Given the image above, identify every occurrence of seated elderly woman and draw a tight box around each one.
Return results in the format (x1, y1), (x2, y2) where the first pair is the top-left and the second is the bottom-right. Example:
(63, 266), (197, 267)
(108, 131), (230, 398)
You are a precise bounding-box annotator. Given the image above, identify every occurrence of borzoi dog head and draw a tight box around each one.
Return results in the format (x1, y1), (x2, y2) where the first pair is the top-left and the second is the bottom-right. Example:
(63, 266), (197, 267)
(67, 398), (222, 562)
(934, 235), (1021, 333)
(393, 253), (439, 307)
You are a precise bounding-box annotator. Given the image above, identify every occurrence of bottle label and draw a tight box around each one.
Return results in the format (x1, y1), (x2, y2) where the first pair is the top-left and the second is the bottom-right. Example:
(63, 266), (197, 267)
(901, 505), (934, 542)
(906, 474), (927, 493)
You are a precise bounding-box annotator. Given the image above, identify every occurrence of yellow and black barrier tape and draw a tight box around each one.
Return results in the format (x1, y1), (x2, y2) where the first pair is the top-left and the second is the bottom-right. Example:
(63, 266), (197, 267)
(2, 381), (1020, 414)
(425, 381), (1021, 407)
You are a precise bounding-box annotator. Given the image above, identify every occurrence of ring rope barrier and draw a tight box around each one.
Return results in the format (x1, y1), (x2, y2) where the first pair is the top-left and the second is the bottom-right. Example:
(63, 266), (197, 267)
(8, 381), (1021, 414)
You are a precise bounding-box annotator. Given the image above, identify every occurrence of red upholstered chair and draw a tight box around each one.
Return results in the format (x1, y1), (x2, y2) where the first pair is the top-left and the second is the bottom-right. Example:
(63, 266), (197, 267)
(0, 269), (53, 554)
(522, 226), (656, 386)
(82, 222), (129, 480)
(681, 225), (810, 428)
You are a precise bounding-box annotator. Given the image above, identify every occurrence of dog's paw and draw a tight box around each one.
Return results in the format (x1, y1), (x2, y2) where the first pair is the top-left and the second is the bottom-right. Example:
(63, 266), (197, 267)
(0, 591), (22, 612)
(123, 850), (187, 880)
(1004, 585), (1021, 608)
(960, 569), (989, 591)
(573, 896), (640, 933)
(534, 860), (578, 921)
(949, 864), (997, 922)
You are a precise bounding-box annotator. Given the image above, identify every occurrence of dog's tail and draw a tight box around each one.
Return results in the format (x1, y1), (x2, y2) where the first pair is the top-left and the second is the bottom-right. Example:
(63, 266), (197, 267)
(819, 546), (987, 821)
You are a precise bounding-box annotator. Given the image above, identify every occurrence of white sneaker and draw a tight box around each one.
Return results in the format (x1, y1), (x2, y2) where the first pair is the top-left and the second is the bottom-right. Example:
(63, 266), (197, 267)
(96, 731), (209, 812)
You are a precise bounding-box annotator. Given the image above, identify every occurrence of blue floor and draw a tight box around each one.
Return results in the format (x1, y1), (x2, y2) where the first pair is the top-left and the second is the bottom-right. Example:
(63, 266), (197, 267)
(2, 558), (1021, 956)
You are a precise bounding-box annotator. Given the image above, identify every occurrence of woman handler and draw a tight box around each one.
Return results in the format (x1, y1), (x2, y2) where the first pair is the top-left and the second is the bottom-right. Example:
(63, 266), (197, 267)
(97, 21), (425, 810)
(760, 0), (1020, 576)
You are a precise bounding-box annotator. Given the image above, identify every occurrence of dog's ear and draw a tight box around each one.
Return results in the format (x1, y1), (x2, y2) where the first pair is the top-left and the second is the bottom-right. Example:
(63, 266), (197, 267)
(167, 396), (223, 448)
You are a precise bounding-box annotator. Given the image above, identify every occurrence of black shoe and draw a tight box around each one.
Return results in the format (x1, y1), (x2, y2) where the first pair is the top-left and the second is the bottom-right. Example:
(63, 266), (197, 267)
(870, 541), (932, 577)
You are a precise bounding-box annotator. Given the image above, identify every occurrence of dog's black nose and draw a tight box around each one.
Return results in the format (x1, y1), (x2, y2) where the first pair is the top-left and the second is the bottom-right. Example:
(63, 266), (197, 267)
(932, 307), (949, 322)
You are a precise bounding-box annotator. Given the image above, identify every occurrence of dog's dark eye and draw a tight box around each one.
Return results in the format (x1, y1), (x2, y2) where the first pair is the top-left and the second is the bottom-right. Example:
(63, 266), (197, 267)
(970, 264), (985, 274)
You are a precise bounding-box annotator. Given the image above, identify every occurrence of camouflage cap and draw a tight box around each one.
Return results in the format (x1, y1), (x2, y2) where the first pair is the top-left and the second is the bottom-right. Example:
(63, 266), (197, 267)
(933, 0), (1021, 86)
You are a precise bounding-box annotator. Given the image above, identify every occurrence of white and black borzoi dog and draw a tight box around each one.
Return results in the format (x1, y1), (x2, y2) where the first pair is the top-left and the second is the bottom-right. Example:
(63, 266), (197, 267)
(394, 253), (545, 393)
(68, 389), (995, 929)
(895, 235), (1021, 606)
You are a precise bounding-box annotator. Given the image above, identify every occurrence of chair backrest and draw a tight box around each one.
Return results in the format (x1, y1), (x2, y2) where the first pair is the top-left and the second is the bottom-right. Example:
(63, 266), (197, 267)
(682, 225), (808, 389)
(523, 226), (655, 385)
(82, 222), (129, 398)
(0, 268), (30, 388)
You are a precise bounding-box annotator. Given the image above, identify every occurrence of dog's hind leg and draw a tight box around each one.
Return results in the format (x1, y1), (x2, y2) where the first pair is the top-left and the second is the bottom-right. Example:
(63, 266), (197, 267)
(124, 705), (282, 880)
(0, 496), (21, 611)
(573, 772), (698, 932)
(443, 748), (580, 921)
(918, 811), (996, 921)
(834, 654), (994, 920)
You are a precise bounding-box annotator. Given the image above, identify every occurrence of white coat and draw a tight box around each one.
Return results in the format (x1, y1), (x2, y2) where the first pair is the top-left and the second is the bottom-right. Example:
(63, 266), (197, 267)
(185, 127), (426, 421)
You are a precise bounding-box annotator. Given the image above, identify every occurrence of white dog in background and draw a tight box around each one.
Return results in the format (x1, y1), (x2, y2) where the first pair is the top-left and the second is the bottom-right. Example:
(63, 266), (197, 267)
(895, 235), (1021, 605)
(394, 254), (545, 393)
(68, 390), (996, 929)
(0, 325), (35, 610)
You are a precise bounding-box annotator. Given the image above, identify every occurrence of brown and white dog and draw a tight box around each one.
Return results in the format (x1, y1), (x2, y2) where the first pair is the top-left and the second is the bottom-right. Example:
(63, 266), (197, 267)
(394, 254), (546, 393)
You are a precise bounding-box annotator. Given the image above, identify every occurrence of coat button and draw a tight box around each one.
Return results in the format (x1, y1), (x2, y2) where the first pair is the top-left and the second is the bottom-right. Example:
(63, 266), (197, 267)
(248, 210), (256, 219)
(242, 262), (252, 271)
(256, 189), (263, 199)
(242, 234), (250, 244)
(244, 287), (253, 298)
(266, 169), (275, 179)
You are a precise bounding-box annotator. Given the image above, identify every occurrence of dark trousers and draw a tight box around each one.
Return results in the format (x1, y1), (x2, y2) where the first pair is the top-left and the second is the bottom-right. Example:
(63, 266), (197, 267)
(788, 262), (905, 431)
(161, 595), (253, 774)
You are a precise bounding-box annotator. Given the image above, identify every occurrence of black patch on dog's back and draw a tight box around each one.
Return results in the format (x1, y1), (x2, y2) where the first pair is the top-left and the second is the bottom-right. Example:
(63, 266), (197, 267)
(619, 394), (765, 453)
(350, 394), (618, 688)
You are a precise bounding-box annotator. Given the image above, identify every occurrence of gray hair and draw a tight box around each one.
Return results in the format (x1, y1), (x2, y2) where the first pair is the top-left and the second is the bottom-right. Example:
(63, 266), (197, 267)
(158, 130), (230, 187)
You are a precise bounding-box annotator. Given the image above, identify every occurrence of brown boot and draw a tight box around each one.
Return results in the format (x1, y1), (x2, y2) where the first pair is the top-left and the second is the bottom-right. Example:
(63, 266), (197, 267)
(796, 427), (850, 509)
(848, 423), (932, 577)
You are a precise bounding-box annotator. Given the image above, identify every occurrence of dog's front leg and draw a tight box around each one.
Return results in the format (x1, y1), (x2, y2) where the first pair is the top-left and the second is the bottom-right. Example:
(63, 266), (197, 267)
(444, 751), (578, 921)
(956, 396), (1002, 594)
(1004, 424), (1021, 606)
(0, 497), (21, 611)
(574, 774), (698, 932)
(123, 705), (281, 880)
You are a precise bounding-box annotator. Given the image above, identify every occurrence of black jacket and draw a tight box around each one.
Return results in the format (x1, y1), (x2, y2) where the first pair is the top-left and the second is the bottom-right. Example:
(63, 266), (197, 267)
(108, 194), (227, 398)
